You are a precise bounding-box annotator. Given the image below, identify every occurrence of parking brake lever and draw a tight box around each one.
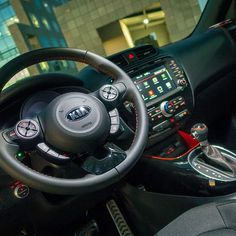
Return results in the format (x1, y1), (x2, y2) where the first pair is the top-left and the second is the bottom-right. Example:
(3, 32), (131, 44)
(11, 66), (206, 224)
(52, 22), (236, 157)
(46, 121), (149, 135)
(191, 123), (236, 175)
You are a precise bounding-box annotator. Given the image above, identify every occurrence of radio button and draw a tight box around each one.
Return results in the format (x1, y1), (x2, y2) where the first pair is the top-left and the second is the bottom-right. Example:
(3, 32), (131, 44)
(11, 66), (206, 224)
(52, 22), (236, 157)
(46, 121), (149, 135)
(175, 109), (189, 121)
(153, 120), (171, 132)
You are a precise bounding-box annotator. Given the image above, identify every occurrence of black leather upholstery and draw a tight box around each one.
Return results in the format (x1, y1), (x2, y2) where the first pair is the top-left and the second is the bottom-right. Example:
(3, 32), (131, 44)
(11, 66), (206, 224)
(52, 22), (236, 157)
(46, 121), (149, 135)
(156, 201), (236, 236)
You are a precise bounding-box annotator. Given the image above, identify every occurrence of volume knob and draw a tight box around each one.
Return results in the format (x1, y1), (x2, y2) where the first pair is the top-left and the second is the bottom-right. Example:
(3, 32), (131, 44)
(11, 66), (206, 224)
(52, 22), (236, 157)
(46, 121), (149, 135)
(160, 101), (175, 117)
(177, 78), (187, 87)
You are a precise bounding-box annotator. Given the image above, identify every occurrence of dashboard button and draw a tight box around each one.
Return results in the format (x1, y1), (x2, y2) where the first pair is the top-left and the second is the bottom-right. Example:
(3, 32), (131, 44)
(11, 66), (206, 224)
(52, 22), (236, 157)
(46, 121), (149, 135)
(3, 129), (18, 142)
(153, 124), (164, 132)
(14, 184), (29, 199)
(153, 121), (171, 132)
(175, 109), (189, 121)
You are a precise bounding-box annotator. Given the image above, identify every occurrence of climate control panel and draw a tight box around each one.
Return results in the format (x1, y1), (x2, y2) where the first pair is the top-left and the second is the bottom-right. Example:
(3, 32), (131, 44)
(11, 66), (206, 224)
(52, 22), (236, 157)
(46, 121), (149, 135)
(148, 96), (189, 133)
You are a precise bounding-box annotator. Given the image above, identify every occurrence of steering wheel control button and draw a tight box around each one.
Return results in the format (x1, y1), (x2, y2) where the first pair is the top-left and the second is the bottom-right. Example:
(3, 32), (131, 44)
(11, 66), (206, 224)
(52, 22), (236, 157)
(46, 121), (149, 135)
(14, 184), (29, 199)
(37, 143), (50, 153)
(58, 154), (70, 160)
(110, 116), (119, 125)
(37, 142), (70, 163)
(47, 149), (59, 158)
(3, 129), (18, 143)
(100, 85), (118, 101)
(15, 119), (39, 139)
(110, 125), (119, 134)
(109, 109), (120, 134)
(109, 109), (117, 117)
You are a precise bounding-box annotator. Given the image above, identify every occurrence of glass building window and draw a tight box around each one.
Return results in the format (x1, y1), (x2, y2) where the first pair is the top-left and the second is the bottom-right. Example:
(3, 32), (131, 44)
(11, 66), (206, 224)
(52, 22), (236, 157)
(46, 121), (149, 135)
(50, 37), (59, 46)
(0, 2), (19, 70)
(59, 38), (67, 47)
(42, 18), (50, 30)
(39, 35), (51, 47)
(52, 21), (60, 32)
(44, 2), (52, 13)
(30, 14), (40, 28)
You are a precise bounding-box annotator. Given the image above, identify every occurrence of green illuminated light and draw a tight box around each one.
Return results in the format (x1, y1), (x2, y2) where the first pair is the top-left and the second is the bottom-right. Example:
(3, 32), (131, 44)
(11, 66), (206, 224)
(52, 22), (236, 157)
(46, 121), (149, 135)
(16, 152), (25, 160)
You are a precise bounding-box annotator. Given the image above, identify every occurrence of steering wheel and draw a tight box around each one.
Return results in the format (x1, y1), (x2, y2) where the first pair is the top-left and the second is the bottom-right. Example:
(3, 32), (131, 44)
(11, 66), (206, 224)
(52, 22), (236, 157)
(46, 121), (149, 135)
(0, 48), (149, 195)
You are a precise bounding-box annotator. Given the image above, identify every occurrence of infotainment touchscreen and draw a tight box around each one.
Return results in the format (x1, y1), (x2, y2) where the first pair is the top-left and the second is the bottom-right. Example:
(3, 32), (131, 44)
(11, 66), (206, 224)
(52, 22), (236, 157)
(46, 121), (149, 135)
(133, 65), (176, 103)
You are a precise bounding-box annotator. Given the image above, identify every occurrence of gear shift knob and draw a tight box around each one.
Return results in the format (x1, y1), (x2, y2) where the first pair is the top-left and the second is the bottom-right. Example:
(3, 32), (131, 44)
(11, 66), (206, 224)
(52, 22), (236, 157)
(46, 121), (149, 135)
(191, 123), (208, 143)
(190, 123), (236, 175)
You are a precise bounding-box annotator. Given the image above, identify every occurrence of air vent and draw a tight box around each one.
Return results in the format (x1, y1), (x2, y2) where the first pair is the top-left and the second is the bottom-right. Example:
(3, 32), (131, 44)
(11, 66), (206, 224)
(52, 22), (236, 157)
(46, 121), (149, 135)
(109, 55), (128, 67)
(228, 25), (236, 41)
(134, 45), (156, 59)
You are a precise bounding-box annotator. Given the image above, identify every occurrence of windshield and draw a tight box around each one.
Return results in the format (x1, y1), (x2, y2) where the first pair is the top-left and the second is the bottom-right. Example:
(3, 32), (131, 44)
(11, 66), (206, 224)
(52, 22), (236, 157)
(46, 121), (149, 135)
(0, 0), (208, 88)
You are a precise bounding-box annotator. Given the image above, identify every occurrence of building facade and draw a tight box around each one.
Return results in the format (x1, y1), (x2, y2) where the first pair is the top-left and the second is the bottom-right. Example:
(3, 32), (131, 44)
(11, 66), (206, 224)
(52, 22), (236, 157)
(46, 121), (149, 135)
(0, 0), (76, 87)
(10, 0), (77, 75)
(0, 0), (20, 68)
(54, 0), (206, 57)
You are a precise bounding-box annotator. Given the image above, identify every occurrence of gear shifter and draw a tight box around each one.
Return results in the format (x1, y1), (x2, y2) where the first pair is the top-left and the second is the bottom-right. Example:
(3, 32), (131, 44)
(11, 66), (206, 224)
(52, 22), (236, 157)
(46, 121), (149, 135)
(191, 123), (236, 175)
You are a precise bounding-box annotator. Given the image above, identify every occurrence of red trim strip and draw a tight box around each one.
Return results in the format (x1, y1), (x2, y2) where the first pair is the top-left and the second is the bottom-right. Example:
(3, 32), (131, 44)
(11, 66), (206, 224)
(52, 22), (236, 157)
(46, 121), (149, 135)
(144, 144), (199, 161)
(143, 131), (199, 161)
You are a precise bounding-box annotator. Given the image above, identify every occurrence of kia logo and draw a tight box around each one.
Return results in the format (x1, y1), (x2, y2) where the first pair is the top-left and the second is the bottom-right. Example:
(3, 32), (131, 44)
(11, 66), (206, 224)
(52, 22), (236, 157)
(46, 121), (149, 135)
(66, 106), (91, 121)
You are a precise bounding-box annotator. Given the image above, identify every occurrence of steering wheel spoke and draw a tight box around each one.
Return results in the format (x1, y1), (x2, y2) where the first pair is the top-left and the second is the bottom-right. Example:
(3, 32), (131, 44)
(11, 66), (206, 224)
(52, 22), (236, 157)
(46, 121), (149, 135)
(81, 143), (126, 175)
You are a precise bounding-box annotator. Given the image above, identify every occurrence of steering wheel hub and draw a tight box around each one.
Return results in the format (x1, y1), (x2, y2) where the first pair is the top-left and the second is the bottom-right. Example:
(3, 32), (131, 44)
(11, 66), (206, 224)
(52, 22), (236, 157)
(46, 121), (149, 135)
(40, 92), (111, 154)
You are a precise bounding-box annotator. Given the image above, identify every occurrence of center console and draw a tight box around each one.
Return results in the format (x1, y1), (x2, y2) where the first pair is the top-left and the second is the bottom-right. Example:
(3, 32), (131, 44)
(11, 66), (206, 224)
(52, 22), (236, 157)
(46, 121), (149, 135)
(129, 57), (193, 137)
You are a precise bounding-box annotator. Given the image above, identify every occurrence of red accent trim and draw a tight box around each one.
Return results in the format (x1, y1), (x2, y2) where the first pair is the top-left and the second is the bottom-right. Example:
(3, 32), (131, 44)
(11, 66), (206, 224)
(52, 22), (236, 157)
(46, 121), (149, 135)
(143, 131), (199, 161)
(144, 144), (199, 161)
(178, 130), (199, 148)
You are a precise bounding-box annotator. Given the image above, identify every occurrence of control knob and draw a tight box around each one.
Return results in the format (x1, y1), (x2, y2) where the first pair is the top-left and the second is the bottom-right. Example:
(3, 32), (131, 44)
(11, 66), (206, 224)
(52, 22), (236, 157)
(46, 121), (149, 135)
(177, 78), (187, 87)
(160, 101), (175, 117)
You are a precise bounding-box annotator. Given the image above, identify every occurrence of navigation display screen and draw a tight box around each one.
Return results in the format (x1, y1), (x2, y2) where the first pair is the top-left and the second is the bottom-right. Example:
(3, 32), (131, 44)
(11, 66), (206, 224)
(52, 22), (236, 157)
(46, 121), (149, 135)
(133, 65), (176, 103)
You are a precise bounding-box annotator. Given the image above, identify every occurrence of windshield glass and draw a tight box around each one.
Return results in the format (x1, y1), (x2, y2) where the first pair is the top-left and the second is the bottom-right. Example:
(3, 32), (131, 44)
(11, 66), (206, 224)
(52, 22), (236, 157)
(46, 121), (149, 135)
(0, 0), (208, 88)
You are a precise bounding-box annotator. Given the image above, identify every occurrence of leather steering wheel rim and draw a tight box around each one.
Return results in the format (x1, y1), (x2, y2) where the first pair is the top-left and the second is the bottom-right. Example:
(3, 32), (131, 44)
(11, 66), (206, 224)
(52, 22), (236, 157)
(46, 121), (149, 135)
(0, 48), (149, 195)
